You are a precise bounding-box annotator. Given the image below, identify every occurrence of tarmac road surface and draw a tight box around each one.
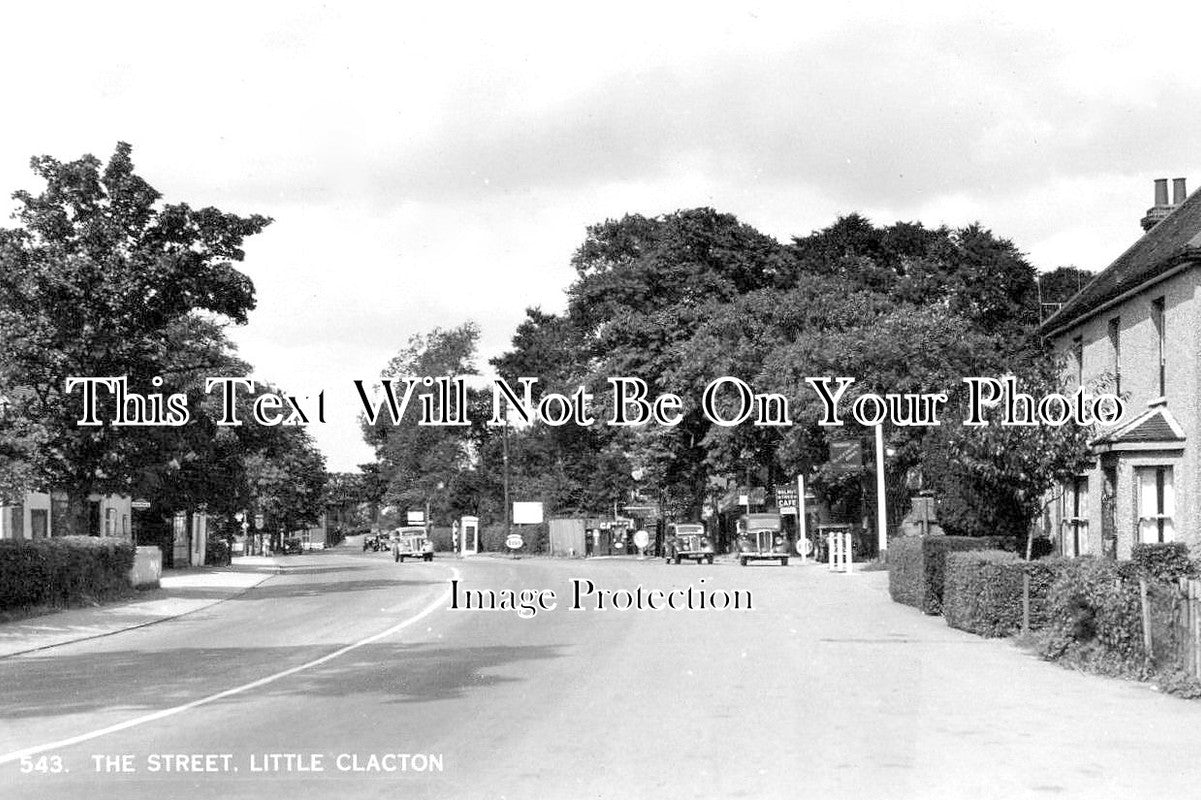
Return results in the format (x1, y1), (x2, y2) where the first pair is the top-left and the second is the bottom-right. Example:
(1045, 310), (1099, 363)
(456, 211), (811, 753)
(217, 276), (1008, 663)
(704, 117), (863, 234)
(2, 548), (1201, 799)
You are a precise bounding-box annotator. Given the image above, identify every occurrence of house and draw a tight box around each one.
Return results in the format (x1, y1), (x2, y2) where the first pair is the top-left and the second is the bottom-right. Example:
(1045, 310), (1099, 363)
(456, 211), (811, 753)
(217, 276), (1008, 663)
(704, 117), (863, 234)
(1041, 178), (1201, 558)
(0, 491), (133, 540)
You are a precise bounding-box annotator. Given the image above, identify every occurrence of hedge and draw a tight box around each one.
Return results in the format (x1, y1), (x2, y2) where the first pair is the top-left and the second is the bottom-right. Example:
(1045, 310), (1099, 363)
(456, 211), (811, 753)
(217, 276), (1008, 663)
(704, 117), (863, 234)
(1130, 542), (1196, 582)
(888, 535), (1009, 615)
(943, 551), (1067, 637)
(0, 536), (135, 611)
(888, 537), (925, 608)
(1037, 557), (1146, 670)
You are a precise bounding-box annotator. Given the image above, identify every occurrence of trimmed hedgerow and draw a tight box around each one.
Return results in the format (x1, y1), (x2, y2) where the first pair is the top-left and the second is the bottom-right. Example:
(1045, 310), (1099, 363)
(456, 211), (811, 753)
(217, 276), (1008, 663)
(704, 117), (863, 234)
(0, 536), (135, 611)
(888, 536), (925, 608)
(888, 535), (1008, 615)
(943, 552), (1068, 637)
(919, 536), (1009, 615)
(1036, 556), (1146, 674)
(1131, 542), (1196, 582)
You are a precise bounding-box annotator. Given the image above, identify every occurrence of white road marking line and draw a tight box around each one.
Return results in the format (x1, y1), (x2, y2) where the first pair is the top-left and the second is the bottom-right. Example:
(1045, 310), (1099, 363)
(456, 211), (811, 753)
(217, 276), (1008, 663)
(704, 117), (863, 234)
(0, 566), (460, 765)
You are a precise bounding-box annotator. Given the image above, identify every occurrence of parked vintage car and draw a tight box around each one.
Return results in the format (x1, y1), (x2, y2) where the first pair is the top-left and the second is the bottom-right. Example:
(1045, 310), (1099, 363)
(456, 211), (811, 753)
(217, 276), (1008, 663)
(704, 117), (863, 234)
(362, 532), (387, 552)
(738, 512), (789, 566)
(392, 526), (435, 562)
(664, 523), (715, 564)
(281, 537), (303, 555)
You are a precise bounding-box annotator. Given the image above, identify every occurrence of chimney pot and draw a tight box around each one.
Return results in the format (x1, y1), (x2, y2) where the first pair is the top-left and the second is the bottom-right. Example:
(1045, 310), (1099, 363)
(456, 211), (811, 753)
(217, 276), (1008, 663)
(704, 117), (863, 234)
(1173, 178), (1187, 205)
(1155, 178), (1170, 207)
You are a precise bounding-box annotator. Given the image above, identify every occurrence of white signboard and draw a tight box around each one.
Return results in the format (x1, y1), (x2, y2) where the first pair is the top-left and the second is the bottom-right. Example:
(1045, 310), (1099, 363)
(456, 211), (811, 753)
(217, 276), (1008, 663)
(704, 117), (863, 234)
(407, 510), (425, 525)
(633, 529), (649, 549)
(506, 534), (524, 549)
(512, 502), (544, 524)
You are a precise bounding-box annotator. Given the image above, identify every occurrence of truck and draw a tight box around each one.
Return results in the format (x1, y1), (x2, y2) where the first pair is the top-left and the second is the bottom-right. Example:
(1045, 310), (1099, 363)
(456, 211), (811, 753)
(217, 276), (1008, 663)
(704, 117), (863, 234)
(663, 523), (715, 565)
(737, 512), (789, 566)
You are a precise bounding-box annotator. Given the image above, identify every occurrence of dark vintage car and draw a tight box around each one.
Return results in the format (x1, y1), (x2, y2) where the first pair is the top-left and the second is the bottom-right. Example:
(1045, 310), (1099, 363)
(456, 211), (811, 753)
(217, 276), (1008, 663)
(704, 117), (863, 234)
(281, 537), (303, 555)
(362, 532), (388, 552)
(392, 526), (435, 562)
(738, 512), (789, 566)
(664, 523), (715, 565)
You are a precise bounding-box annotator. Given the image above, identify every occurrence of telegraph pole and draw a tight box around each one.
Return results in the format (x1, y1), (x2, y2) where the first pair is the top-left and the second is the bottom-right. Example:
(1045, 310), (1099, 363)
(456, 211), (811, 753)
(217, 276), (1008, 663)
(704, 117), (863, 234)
(503, 413), (511, 541)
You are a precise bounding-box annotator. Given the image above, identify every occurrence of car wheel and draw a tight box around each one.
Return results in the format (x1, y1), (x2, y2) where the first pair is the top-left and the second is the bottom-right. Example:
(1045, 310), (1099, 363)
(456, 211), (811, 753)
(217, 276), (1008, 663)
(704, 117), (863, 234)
(781, 557), (789, 566)
(706, 555), (714, 565)
(674, 555), (682, 565)
(739, 557), (748, 567)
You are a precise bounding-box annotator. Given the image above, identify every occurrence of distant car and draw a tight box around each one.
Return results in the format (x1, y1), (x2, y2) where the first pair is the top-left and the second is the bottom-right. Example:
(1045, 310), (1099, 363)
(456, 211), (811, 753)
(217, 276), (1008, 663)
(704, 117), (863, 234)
(362, 532), (387, 552)
(664, 523), (714, 565)
(281, 537), (303, 555)
(738, 512), (789, 566)
(392, 526), (434, 562)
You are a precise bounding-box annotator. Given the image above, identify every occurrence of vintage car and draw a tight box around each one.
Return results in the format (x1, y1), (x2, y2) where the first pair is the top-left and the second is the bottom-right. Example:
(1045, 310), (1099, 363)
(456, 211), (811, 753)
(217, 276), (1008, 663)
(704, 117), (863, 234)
(737, 512), (789, 566)
(362, 531), (387, 552)
(664, 523), (715, 564)
(392, 526), (435, 562)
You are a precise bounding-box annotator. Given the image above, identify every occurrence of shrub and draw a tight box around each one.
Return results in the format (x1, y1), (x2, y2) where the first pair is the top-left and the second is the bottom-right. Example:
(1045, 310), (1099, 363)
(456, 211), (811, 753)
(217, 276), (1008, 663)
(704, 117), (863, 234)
(1131, 542), (1196, 582)
(888, 535), (1009, 614)
(944, 552), (1069, 637)
(888, 537), (925, 608)
(920, 536), (1009, 615)
(1036, 557), (1145, 670)
(481, 523), (547, 554)
(0, 536), (135, 611)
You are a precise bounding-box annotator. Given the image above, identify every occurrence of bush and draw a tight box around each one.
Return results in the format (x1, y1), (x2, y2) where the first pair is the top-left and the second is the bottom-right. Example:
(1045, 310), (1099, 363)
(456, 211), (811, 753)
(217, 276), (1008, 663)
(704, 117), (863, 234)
(1131, 542), (1196, 582)
(480, 523), (548, 554)
(1036, 557), (1146, 671)
(888, 537), (925, 608)
(888, 535), (1009, 614)
(944, 552), (1068, 637)
(205, 535), (231, 566)
(920, 536), (1009, 615)
(0, 536), (135, 611)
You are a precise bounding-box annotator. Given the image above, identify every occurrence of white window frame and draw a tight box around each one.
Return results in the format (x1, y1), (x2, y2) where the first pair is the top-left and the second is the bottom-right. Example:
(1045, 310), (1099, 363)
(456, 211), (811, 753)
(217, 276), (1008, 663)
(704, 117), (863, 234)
(1136, 465), (1175, 543)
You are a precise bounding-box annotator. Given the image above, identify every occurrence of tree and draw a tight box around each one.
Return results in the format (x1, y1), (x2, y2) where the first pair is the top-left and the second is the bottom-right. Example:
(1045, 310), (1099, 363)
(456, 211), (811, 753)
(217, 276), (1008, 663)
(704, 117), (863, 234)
(0, 142), (270, 532)
(364, 323), (481, 525)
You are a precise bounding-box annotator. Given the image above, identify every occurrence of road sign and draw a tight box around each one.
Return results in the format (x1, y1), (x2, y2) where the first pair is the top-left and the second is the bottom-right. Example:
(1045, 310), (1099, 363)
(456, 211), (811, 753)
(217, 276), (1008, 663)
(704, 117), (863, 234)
(505, 534), (524, 550)
(131, 499), (151, 510)
(829, 441), (863, 474)
(513, 502), (544, 524)
(407, 510), (425, 525)
(774, 484), (798, 514)
(254, 513), (264, 530)
(633, 529), (649, 549)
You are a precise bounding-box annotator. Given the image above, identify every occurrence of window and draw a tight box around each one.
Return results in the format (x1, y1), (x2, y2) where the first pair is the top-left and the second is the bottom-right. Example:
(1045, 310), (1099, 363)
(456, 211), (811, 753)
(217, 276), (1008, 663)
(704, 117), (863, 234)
(1152, 297), (1165, 396)
(105, 507), (116, 536)
(1108, 317), (1121, 395)
(30, 509), (48, 539)
(1137, 466), (1175, 543)
(1072, 336), (1084, 388)
(1064, 476), (1089, 557)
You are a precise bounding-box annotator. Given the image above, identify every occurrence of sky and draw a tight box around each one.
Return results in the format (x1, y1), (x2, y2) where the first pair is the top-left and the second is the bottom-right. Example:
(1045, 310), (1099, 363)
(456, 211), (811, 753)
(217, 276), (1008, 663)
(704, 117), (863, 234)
(3, 2), (1201, 471)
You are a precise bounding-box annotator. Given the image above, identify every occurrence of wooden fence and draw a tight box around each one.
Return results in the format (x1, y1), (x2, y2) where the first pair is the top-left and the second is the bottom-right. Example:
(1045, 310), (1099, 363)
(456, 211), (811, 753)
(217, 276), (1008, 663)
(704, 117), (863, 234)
(1142, 577), (1201, 678)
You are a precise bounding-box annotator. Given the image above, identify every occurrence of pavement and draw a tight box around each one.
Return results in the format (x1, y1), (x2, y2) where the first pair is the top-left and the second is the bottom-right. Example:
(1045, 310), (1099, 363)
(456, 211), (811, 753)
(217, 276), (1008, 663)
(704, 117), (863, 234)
(0, 556), (289, 659)
(2, 550), (1201, 799)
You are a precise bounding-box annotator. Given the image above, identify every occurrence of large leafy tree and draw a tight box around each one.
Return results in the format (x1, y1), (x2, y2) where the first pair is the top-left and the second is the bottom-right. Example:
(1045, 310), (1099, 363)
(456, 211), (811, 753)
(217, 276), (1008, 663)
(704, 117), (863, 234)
(0, 142), (270, 532)
(363, 322), (481, 525)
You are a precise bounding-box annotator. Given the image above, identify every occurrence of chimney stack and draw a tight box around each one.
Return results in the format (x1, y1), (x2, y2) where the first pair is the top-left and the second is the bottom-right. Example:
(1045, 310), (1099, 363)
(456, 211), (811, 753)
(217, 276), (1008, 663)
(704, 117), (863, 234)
(1142, 177), (1186, 232)
(1155, 178), (1169, 207)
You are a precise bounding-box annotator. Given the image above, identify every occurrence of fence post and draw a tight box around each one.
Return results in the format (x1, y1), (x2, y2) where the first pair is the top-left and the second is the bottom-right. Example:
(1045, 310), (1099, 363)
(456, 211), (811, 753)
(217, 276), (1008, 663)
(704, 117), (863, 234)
(1192, 579), (1201, 679)
(1022, 572), (1030, 637)
(1139, 577), (1153, 662)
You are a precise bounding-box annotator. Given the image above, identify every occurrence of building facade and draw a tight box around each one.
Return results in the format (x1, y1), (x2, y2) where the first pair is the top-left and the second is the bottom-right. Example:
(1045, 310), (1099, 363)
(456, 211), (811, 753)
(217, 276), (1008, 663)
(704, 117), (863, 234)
(0, 491), (134, 540)
(1042, 178), (1201, 558)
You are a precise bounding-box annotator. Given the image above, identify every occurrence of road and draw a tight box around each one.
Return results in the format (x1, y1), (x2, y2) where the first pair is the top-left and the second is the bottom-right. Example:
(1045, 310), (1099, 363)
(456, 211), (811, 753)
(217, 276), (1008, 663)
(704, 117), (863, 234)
(2, 547), (1201, 799)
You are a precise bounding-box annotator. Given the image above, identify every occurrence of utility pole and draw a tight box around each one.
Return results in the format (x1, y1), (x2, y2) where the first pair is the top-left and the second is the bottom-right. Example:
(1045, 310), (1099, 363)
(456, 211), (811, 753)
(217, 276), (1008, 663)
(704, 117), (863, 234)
(503, 413), (511, 541)
(875, 423), (888, 557)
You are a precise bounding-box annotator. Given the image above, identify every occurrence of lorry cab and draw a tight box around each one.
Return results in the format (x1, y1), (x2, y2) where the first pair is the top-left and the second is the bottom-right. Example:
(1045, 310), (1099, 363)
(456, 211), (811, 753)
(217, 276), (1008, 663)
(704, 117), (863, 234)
(665, 523), (714, 565)
(392, 526), (435, 562)
(738, 513), (789, 566)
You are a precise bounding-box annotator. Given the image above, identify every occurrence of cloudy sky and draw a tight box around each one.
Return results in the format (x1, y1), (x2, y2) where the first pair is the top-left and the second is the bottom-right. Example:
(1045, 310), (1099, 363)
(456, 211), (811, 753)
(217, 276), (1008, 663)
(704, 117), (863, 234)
(3, 2), (1199, 470)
